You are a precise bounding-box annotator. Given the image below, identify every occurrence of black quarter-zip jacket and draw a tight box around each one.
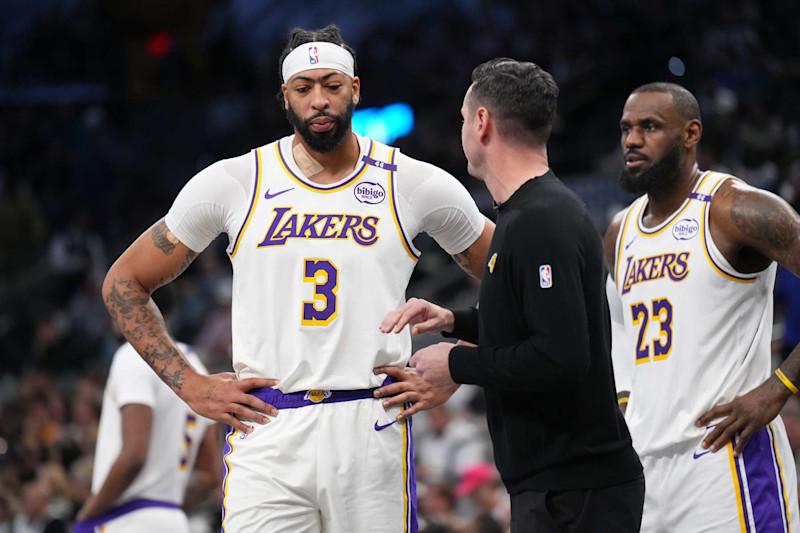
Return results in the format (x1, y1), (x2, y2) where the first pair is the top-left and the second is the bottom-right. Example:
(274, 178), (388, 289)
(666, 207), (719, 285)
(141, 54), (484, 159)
(448, 171), (642, 494)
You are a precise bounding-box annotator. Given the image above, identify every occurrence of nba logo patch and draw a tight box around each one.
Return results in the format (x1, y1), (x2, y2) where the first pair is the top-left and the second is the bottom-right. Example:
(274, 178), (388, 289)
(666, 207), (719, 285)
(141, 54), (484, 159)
(539, 265), (552, 288)
(308, 45), (319, 64)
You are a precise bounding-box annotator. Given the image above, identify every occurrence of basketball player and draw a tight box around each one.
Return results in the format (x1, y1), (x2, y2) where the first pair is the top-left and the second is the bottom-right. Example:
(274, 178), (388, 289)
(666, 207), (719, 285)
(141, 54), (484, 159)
(75, 289), (217, 533)
(605, 82), (800, 532)
(101, 25), (493, 532)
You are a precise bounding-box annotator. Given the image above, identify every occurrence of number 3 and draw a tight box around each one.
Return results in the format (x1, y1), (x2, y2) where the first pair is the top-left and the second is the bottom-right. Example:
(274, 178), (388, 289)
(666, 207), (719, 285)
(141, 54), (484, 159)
(631, 298), (673, 364)
(302, 259), (339, 326)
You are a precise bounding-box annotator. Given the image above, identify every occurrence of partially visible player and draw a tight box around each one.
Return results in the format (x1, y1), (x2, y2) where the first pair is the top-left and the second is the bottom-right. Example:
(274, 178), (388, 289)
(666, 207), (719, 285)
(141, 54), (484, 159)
(75, 288), (218, 533)
(605, 82), (800, 532)
(101, 25), (492, 532)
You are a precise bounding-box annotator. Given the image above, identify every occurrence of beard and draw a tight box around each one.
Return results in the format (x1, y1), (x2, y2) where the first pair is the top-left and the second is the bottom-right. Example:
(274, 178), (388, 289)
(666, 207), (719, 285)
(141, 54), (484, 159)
(286, 99), (355, 154)
(617, 143), (681, 195)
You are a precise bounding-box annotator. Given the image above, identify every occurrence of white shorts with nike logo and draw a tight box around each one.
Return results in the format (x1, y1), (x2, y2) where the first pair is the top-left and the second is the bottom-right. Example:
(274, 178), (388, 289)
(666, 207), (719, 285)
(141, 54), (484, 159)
(640, 417), (798, 532)
(220, 390), (417, 532)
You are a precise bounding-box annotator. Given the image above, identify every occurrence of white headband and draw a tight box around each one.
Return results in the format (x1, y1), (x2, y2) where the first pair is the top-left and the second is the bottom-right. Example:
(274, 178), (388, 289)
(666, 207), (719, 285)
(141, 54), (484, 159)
(282, 41), (355, 83)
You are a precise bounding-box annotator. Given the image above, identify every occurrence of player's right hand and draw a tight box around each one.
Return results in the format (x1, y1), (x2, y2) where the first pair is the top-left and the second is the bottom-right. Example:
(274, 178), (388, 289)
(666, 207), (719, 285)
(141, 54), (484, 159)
(379, 297), (454, 336)
(182, 372), (279, 434)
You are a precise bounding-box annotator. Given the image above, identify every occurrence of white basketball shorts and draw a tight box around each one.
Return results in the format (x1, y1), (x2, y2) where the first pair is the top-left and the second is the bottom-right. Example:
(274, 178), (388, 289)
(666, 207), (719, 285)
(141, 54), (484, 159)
(640, 418), (799, 532)
(220, 383), (417, 532)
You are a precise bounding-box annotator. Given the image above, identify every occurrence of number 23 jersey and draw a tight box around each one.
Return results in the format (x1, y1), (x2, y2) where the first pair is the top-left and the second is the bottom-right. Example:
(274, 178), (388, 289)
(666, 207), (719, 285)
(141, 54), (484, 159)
(612, 171), (777, 456)
(165, 134), (484, 392)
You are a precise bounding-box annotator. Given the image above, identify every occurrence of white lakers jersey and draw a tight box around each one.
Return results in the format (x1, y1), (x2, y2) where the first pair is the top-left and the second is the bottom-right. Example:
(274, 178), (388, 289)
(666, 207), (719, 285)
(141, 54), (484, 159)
(165, 134), (484, 392)
(228, 136), (417, 392)
(92, 343), (213, 504)
(613, 171), (777, 456)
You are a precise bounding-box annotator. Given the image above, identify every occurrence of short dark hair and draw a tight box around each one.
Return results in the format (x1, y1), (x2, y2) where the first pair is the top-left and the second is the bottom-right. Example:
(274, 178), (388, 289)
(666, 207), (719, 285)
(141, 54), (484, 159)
(468, 58), (559, 146)
(276, 25), (357, 105)
(631, 82), (701, 122)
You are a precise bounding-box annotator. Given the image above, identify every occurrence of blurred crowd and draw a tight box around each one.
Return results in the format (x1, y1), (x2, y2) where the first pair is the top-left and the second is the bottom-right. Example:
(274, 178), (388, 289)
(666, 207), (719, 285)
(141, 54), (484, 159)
(0, 0), (798, 531)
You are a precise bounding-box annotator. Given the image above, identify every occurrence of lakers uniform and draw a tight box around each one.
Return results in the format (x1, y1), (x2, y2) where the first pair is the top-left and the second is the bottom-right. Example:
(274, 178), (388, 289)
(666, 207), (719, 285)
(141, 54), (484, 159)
(81, 344), (213, 533)
(612, 171), (799, 532)
(164, 134), (484, 532)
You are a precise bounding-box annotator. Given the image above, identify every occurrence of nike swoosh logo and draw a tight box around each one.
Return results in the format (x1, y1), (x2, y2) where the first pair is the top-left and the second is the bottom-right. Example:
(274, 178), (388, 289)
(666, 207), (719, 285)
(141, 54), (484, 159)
(374, 420), (397, 431)
(693, 450), (711, 459)
(264, 187), (293, 200)
(624, 238), (636, 251)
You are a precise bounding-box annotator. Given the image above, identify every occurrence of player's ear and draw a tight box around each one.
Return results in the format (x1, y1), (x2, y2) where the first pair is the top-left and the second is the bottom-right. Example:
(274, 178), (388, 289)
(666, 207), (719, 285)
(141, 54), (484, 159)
(684, 119), (702, 148)
(352, 77), (360, 106)
(281, 85), (289, 110)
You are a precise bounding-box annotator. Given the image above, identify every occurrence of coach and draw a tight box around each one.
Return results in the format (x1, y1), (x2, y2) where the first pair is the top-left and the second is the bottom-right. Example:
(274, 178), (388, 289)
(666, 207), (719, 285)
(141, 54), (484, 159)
(379, 58), (644, 532)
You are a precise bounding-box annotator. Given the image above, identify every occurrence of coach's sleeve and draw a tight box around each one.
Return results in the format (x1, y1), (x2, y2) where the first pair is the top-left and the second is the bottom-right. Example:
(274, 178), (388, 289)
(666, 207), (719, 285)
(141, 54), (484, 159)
(449, 214), (592, 390)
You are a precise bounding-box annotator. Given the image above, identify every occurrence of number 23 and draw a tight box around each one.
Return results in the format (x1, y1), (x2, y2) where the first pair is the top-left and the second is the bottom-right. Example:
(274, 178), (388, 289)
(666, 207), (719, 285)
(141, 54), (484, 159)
(630, 298), (673, 364)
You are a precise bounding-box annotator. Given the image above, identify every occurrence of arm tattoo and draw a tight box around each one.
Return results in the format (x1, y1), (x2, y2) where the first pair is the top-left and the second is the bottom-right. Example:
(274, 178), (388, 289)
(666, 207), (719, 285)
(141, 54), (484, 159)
(104, 277), (190, 390)
(729, 188), (800, 266)
(151, 221), (178, 256)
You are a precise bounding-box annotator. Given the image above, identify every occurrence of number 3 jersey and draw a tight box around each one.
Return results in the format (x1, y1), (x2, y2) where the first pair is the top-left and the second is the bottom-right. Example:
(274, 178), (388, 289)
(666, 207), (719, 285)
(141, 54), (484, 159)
(165, 134), (484, 392)
(611, 171), (777, 456)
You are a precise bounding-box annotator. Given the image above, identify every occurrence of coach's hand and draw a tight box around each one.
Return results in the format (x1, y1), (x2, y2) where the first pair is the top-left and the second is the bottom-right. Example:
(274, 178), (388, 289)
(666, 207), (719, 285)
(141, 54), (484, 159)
(182, 372), (279, 434)
(379, 298), (454, 336)
(696, 376), (791, 457)
(373, 366), (458, 421)
(405, 342), (457, 389)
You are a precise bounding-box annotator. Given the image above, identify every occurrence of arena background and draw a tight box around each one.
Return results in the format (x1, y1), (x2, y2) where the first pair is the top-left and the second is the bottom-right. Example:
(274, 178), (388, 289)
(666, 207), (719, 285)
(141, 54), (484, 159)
(0, 1), (798, 531)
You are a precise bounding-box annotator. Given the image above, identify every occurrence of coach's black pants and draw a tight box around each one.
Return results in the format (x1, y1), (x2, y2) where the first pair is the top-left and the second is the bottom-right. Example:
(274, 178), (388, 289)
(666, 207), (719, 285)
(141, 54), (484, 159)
(510, 476), (645, 532)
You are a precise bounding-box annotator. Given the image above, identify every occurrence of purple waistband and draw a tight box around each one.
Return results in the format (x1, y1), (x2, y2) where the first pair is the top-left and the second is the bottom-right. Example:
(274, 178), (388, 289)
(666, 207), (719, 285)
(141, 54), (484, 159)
(73, 498), (180, 533)
(248, 376), (395, 410)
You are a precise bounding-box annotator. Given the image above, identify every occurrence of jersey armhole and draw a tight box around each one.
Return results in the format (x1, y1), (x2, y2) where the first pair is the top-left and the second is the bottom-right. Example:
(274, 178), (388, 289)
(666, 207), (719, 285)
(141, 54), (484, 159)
(386, 147), (421, 261)
(228, 148), (263, 258)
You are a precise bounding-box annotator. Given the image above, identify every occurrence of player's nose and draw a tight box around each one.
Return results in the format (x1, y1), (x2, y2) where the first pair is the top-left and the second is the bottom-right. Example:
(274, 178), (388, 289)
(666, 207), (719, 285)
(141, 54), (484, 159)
(624, 127), (645, 148)
(310, 85), (329, 110)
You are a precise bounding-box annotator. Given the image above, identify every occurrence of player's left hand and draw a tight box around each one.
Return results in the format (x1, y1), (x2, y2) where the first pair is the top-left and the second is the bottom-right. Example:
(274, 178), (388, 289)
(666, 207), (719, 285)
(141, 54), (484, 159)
(695, 376), (792, 457)
(373, 366), (458, 421)
(408, 342), (456, 388)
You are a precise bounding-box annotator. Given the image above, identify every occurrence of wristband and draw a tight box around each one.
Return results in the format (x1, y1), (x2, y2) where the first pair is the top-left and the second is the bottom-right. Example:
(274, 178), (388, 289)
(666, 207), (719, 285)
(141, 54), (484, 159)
(775, 368), (799, 394)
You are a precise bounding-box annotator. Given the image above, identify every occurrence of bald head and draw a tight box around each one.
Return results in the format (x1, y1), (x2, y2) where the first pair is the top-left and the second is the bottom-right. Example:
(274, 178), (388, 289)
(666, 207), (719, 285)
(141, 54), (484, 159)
(631, 82), (701, 123)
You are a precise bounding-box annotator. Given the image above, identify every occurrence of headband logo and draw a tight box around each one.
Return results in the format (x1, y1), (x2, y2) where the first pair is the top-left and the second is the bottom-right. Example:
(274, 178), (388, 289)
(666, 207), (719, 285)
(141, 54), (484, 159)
(308, 45), (319, 65)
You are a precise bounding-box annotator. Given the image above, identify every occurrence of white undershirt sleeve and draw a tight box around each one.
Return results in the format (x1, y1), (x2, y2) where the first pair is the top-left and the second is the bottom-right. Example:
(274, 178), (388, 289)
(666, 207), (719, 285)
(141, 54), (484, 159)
(164, 153), (253, 253)
(394, 152), (485, 255)
(607, 275), (633, 394)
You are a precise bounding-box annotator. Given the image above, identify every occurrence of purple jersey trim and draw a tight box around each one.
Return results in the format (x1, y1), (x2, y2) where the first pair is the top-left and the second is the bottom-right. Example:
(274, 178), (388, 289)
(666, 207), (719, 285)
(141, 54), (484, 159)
(73, 499), (180, 533)
(362, 153), (398, 172)
(278, 138), (372, 191)
(247, 376), (396, 410)
(739, 425), (790, 532)
(688, 192), (712, 202)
